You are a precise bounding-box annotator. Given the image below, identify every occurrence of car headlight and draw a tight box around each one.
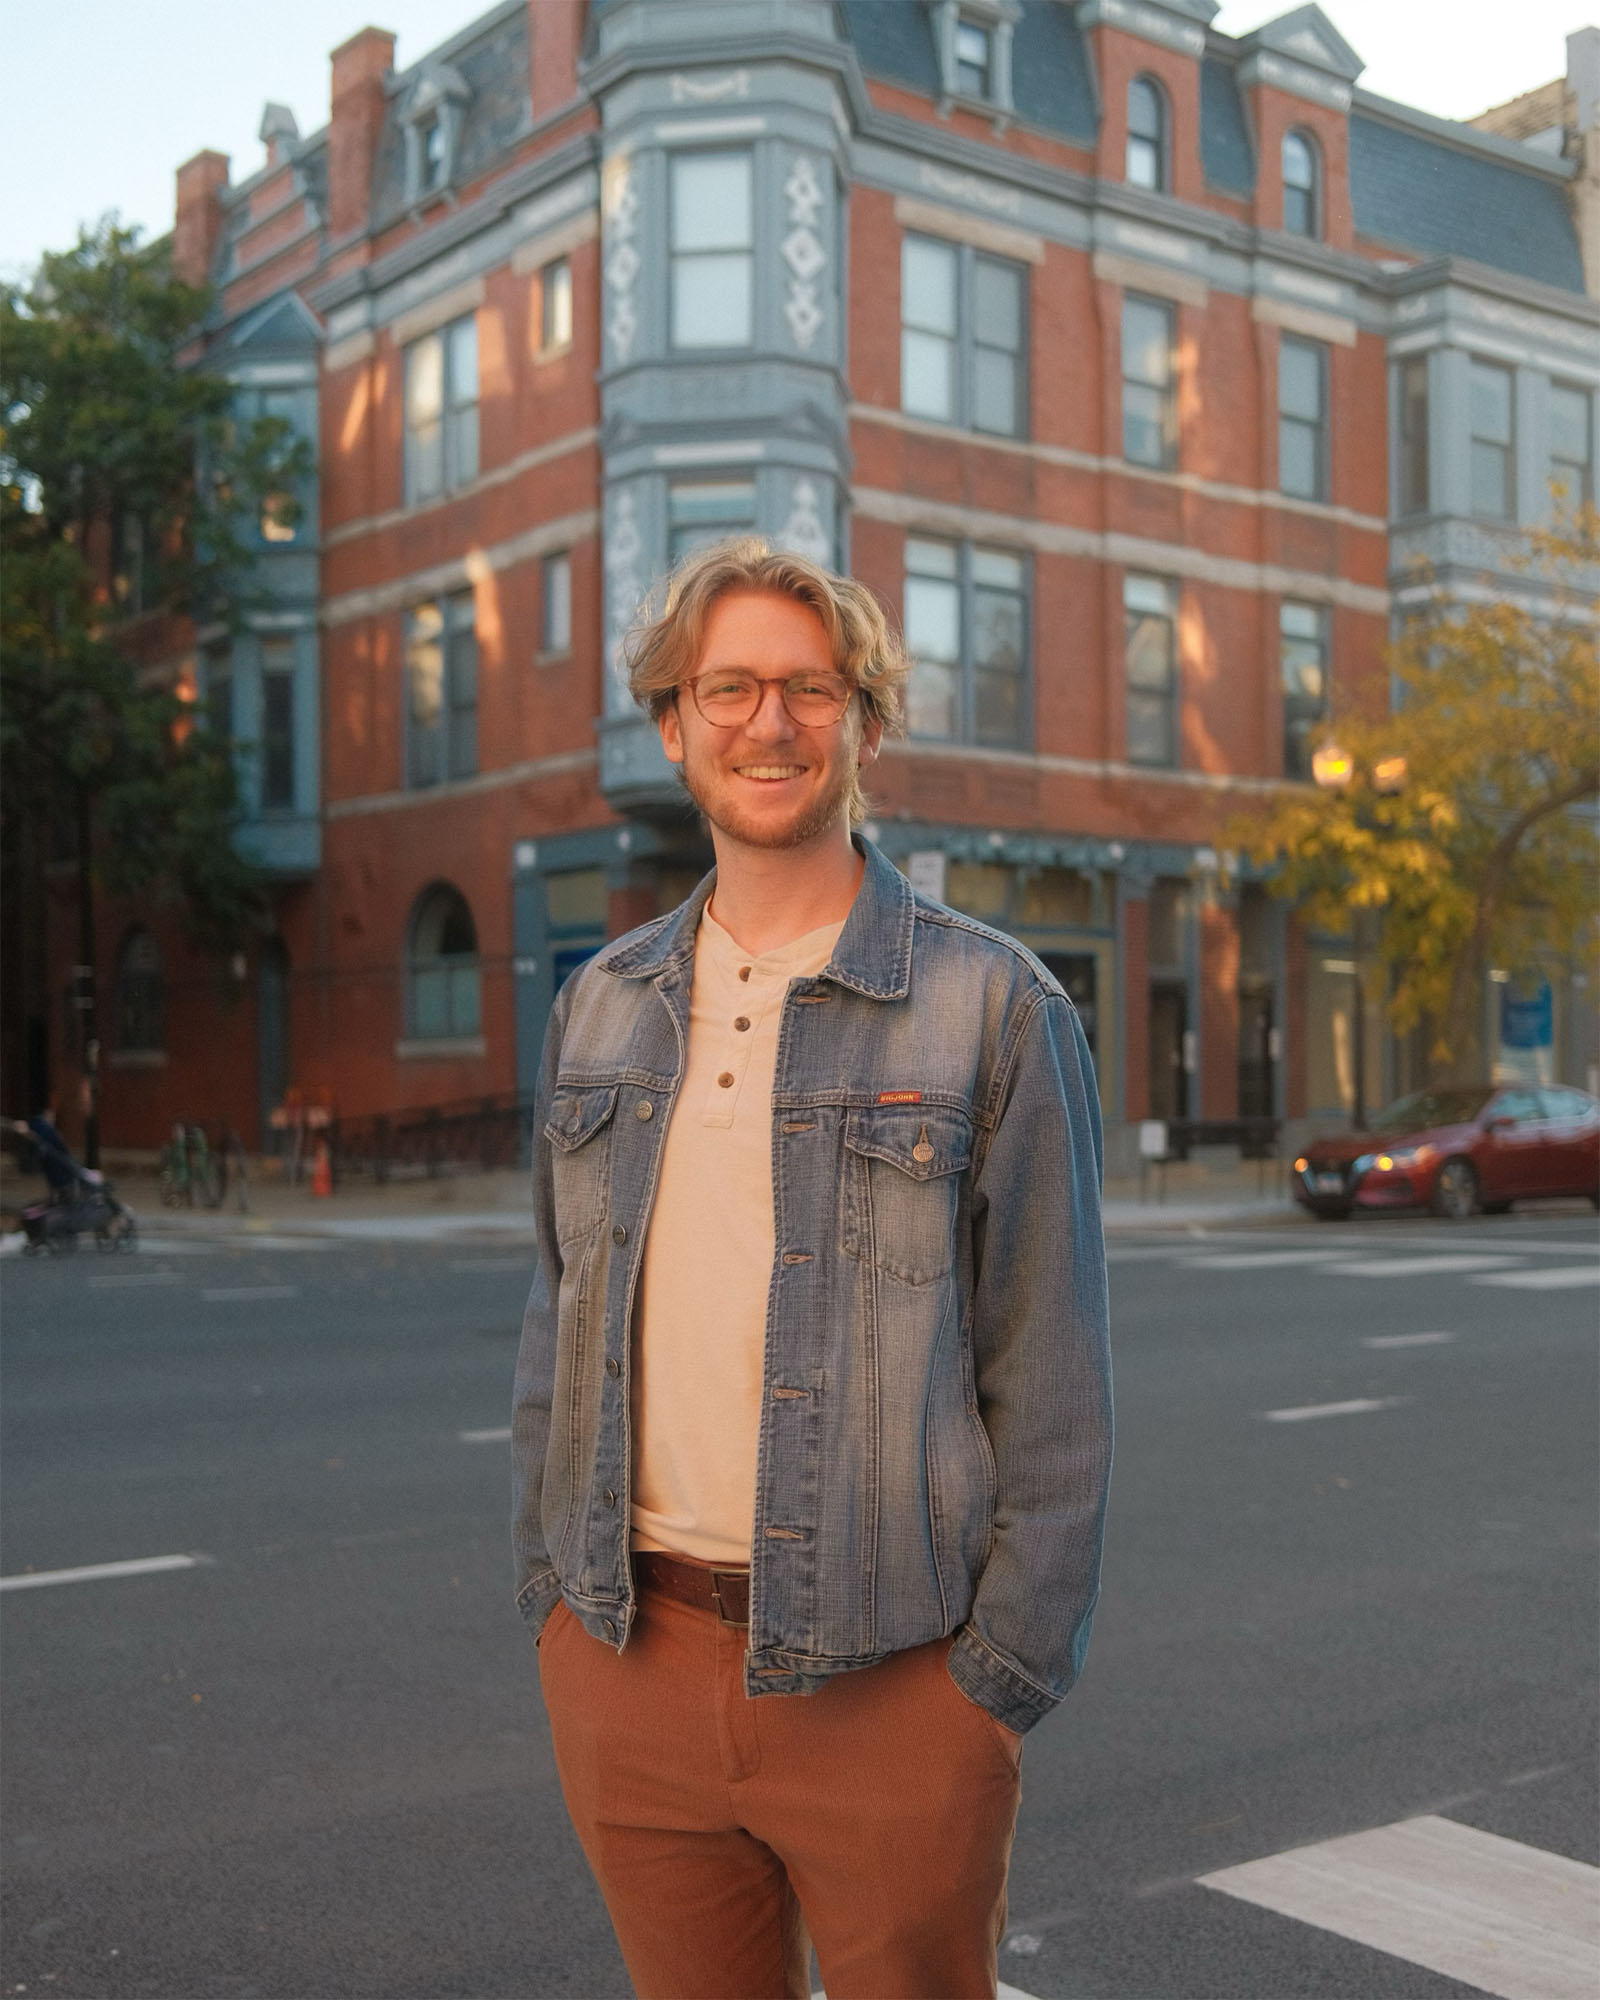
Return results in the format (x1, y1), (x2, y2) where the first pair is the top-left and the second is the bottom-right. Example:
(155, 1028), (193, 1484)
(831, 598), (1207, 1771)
(1382, 1145), (1428, 1168)
(1352, 1153), (1375, 1176)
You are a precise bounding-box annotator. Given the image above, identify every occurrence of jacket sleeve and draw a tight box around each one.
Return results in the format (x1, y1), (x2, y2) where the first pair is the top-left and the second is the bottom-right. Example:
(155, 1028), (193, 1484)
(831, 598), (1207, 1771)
(948, 989), (1113, 1734)
(510, 986), (572, 1639)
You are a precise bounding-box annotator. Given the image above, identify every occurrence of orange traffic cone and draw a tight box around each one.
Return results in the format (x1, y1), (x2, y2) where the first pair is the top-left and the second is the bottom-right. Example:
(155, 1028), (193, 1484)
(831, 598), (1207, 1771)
(311, 1139), (333, 1199)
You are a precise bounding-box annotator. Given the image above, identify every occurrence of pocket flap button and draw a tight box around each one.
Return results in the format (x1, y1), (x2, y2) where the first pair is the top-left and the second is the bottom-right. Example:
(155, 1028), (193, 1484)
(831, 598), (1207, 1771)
(635, 1101), (653, 1121)
(912, 1123), (936, 1164)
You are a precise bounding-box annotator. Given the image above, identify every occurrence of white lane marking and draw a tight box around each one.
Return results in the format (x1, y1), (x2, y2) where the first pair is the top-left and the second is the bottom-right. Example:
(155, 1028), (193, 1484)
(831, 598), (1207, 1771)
(219, 1234), (335, 1252)
(0, 1553), (208, 1592)
(1325, 1255), (1525, 1278)
(1262, 1397), (1408, 1423)
(460, 1426), (513, 1444)
(815, 1990), (1038, 2000)
(449, 1256), (527, 1272)
(1363, 1331), (1456, 1349)
(121, 1236), (210, 1255)
(1471, 1266), (1600, 1290)
(1199, 1814), (1599, 2000)
(1184, 1250), (1352, 1270)
(200, 1284), (300, 1302)
(87, 1270), (185, 1289)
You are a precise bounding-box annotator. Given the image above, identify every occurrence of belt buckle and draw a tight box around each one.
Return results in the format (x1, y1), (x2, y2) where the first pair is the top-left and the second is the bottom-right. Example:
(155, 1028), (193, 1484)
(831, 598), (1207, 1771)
(708, 1569), (745, 1626)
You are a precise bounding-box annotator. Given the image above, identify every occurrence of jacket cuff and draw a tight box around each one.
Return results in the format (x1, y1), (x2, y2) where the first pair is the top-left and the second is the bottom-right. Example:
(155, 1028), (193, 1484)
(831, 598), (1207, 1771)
(948, 1624), (1061, 1735)
(515, 1567), (563, 1640)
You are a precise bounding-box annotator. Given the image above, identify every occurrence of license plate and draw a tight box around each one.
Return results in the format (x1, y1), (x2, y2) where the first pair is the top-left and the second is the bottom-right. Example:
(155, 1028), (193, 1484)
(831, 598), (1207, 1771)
(1314, 1172), (1345, 1194)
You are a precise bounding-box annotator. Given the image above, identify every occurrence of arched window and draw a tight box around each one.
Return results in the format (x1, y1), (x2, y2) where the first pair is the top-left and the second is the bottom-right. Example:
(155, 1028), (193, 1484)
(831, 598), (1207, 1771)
(407, 884), (481, 1040)
(1282, 129), (1320, 238)
(114, 928), (165, 1053)
(1126, 76), (1168, 193)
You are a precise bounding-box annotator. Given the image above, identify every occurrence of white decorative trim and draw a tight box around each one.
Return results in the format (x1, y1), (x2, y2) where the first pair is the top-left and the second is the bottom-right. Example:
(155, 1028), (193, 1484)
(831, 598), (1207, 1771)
(326, 749), (596, 819)
(851, 484), (1392, 613)
(1251, 296), (1358, 348)
(603, 155), (641, 366)
(605, 486), (646, 716)
(509, 209), (598, 277)
(782, 153), (828, 352)
(323, 435), (599, 550)
(881, 738), (1297, 797)
(654, 116), (768, 143)
(324, 330), (376, 373)
(915, 160), (1024, 217)
(1092, 250), (1208, 309)
(895, 195), (1044, 265)
(777, 477), (831, 563)
(322, 509), (600, 625)
(669, 69), (751, 104)
(389, 277), (485, 352)
(652, 440), (765, 466)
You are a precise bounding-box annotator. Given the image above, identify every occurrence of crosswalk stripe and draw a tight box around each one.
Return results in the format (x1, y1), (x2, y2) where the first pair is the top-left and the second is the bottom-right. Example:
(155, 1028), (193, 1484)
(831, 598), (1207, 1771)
(1199, 1814), (1598, 2000)
(1183, 1250), (1350, 1270)
(1322, 1254), (1524, 1278)
(1471, 1266), (1600, 1290)
(1262, 1397), (1407, 1423)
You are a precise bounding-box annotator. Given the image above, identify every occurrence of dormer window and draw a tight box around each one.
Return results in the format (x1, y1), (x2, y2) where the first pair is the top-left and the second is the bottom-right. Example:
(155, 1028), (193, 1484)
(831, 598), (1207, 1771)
(955, 20), (992, 97)
(1127, 76), (1168, 193)
(421, 116), (447, 194)
(401, 62), (470, 207)
(1283, 129), (1320, 238)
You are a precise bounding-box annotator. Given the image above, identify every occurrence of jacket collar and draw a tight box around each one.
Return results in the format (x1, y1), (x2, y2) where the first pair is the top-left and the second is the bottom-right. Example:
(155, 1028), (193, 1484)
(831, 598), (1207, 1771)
(597, 834), (914, 1001)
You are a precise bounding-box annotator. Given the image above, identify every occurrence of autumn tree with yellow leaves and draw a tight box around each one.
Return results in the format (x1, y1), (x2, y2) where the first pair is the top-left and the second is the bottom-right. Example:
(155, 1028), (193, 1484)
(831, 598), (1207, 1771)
(1234, 509), (1600, 1085)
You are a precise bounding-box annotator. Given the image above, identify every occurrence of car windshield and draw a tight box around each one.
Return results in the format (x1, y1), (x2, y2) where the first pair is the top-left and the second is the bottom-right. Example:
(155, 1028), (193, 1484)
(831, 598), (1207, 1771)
(1368, 1088), (1492, 1133)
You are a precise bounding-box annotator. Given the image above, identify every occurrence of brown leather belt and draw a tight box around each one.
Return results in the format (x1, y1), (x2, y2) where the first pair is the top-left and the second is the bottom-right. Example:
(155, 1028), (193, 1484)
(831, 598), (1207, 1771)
(635, 1551), (751, 1626)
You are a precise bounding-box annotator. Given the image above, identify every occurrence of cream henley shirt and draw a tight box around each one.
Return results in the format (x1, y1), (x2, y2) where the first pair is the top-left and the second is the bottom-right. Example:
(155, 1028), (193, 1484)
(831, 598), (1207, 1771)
(629, 902), (845, 1565)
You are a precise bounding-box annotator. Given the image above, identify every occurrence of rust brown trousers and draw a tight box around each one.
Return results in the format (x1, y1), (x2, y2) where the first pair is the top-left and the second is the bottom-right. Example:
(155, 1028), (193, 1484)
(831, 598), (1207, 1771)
(538, 1581), (1023, 2000)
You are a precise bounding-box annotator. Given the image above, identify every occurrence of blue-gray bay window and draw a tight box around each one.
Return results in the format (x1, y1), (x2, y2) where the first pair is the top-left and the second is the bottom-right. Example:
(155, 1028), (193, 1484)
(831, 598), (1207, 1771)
(1280, 601), (1328, 782)
(1398, 355), (1429, 516)
(668, 478), (756, 565)
(404, 314), (478, 504)
(1469, 358), (1515, 520)
(904, 537), (1027, 747)
(1279, 334), (1328, 501)
(670, 153), (753, 350)
(407, 883), (480, 1041)
(901, 235), (1026, 438)
(1549, 382), (1592, 508)
(259, 637), (297, 810)
(1122, 294), (1176, 469)
(1124, 573), (1177, 768)
(405, 592), (477, 788)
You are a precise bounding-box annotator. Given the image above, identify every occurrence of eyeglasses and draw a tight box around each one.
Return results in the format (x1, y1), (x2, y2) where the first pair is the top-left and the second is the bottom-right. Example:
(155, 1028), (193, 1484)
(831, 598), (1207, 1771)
(685, 670), (853, 728)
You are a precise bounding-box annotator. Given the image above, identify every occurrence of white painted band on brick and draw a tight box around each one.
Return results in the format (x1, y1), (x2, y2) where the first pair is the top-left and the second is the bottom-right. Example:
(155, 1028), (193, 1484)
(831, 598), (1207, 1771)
(1200, 1814), (1599, 2000)
(1, 1554), (207, 1593)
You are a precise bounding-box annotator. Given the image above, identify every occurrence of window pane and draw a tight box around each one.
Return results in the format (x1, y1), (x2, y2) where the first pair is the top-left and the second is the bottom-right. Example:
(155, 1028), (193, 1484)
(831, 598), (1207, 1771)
(1279, 338), (1323, 421)
(972, 347), (1017, 434)
(905, 575), (960, 663)
(1470, 361), (1512, 445)
(1281, 601), (1322, 645)
(1283, 131), (1315, 191)
(673, 254), (752, 347)
(672, 155), (752, 252)
(908, 659), (960, 738)
(971, 548), (1024, 590)
(543, 259), (572, 350)
(413, 965), (448, 1039)
(975, 668), (1021, 746)
(974, 259), (1021, 351)
(669, 480), (756, 528)
(447, 317), (477, 405)
(1280, 415), (1319, 499)
(902, 237), (957, 334)
(1550, 384), (1590, 464)
(1126, 133), (1160, 190)
(1284, 184), (1314, 236)
(955, 20), (990, 95)
(1471, 440), (1512, 519)
(406, 336), (443, 425)
(408, 421), (442, 504)
(1123, 573), (1172, 618)
(906, 537), (959, 580)
(1123, 383), (1168, 467)
(262, 665), (295, 809)
(543, 553), (572, 653)
(448, 964), (481, 1039)
(902, 328), (955, 420)
(1400, 357), (1429, 514)
(1126, 689), (1172, 766)
(1122, 297), (1171, 388)
(448, 401), (479, 487)
(1129, 77), (1162, 139)
(974, 586), (1023, 670)
(1125, 610), (1174, 691)
(406, 604), (444, 789)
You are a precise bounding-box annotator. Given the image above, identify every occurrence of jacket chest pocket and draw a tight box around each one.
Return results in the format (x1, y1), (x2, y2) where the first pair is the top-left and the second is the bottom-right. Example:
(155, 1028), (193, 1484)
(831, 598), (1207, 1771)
(544, 1085), (619, 1246)
(842, 1105), (973, 1286)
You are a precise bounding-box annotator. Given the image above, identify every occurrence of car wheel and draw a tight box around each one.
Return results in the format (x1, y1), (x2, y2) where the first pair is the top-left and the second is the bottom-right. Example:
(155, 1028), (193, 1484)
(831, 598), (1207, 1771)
(1432, 1157), (1479, 1221)
(1481, 1200), (1513, 1216)
(1313, 1205), (1352, 1222)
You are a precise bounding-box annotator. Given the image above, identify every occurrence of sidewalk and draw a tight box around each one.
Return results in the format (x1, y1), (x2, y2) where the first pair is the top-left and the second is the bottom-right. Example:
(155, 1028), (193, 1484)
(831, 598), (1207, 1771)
(3, 1154), (1296, 1243)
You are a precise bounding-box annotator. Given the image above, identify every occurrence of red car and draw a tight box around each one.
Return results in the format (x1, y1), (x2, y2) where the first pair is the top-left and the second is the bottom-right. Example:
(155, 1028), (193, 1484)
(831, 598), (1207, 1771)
(1292, 1085), (1600, 1220)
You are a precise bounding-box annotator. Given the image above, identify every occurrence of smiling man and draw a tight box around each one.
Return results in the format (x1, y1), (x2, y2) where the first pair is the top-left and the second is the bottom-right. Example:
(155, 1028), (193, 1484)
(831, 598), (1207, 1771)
(513, 540), (1112, 2000)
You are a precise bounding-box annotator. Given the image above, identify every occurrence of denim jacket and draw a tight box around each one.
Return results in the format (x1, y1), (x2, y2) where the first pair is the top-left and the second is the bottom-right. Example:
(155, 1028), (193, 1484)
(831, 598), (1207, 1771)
(512, 837), (1112, 1734)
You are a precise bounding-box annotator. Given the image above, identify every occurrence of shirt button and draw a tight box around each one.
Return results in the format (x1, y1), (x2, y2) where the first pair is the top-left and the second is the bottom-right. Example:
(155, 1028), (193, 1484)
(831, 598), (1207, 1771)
(603, 1488), (616, 1508)
(734, 1017), (750, 1032)
(738, 966), (751, 982)
(635, 1100), (653, 1121)
(718, 1072), (735, 1088)
(612, 1223), (627, 1244)
(606, 1357), (620, 1378)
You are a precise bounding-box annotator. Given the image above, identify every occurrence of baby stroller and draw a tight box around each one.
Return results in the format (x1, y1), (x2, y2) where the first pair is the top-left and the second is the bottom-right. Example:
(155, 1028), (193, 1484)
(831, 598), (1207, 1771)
(12, 1114), (138, 1256)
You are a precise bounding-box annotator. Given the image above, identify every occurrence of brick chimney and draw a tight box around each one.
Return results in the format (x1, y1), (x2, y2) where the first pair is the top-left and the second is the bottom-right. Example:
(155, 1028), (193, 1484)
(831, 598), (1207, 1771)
(173, 150), (230, 286)
(530, 0), (586, 123)
(328, 26), (395, 240)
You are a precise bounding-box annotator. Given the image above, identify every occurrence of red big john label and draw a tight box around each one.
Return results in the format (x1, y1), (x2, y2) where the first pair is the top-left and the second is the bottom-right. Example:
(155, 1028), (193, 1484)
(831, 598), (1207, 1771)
(877, 1091), (923, 1104)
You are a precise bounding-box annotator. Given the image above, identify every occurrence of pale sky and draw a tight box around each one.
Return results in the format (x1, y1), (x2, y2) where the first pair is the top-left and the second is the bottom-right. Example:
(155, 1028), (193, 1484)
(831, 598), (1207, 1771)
(7, 0), (1593, 285)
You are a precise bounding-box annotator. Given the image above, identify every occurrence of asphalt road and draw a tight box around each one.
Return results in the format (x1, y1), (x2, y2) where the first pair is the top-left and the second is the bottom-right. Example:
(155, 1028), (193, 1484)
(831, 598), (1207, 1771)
(2, 1208), (1595, 1999)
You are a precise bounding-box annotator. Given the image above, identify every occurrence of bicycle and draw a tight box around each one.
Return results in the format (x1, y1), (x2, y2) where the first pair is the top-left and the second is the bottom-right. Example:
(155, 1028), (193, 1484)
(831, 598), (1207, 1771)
(156, 1123), (226, 1209)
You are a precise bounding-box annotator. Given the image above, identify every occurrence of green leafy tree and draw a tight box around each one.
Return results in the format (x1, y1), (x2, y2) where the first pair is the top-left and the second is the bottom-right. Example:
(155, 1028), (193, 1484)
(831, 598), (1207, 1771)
(1233, 509), (1600, 1085)
(1, 218), (310, 1153)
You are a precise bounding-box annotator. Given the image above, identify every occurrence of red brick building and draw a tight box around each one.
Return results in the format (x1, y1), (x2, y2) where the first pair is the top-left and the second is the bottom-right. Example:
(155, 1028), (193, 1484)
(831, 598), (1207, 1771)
(37, 0), (1600, 1168)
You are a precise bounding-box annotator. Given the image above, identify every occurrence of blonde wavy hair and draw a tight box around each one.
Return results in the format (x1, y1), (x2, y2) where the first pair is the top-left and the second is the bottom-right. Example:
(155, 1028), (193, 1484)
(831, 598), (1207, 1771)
(622, 537), (910, 827)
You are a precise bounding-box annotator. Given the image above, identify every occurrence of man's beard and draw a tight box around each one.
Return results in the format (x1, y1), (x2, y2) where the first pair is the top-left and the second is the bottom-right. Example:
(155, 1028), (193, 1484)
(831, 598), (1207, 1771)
(676, 742), (857, 851)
